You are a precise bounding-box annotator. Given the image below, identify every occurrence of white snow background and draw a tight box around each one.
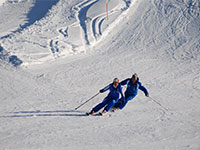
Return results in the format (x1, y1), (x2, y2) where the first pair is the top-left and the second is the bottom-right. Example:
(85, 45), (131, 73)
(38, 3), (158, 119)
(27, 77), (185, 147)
(0, 0), (200, 149)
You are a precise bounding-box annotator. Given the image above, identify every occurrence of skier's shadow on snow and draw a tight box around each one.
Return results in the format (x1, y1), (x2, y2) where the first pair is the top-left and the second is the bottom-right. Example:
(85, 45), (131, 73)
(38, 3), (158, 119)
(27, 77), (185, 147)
(0, 110), (87, 118)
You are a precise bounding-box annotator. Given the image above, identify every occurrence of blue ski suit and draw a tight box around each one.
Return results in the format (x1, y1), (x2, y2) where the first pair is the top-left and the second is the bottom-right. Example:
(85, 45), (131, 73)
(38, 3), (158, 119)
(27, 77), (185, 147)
(115, 78), (148, 109)
(92, 83), (124, 112)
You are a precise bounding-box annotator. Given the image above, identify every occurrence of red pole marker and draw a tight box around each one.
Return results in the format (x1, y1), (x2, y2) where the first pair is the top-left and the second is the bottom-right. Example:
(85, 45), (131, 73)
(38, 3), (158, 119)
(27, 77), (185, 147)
(106, 3), (108, 19)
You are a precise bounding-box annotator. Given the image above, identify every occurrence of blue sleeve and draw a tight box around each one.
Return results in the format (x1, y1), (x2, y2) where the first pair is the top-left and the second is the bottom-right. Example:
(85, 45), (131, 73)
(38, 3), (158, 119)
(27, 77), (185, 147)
(101, 84), (111, 92)
(138, 82), (148, 96)
(120, 78), (130, 86)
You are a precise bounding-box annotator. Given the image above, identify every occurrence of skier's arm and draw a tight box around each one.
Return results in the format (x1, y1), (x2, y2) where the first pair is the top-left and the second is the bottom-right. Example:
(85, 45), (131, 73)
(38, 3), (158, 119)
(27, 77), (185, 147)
(138, 82), (149, 96)
(99, 84), (111, 93)
(120, 78), (130, 86)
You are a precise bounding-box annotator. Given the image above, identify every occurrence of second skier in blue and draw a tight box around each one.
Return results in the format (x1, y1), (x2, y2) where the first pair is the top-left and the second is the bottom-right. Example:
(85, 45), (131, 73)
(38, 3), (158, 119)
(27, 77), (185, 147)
(114, 73), (149, 110)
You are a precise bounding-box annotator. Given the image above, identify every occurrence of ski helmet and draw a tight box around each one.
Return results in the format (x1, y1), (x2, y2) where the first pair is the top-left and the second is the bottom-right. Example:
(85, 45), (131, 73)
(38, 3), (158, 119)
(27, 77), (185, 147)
(113, 78), (119, 83)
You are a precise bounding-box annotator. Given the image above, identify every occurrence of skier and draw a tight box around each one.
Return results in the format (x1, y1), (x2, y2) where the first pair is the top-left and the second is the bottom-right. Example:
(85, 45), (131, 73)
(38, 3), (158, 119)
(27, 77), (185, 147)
(87, 78), (124, 115)
(114, 73), (149, 110)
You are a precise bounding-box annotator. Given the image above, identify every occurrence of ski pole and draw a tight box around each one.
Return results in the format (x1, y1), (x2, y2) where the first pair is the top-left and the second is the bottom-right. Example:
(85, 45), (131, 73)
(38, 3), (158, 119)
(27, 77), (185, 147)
(149, 96), (169, 111)
(75, 92), (100, 110)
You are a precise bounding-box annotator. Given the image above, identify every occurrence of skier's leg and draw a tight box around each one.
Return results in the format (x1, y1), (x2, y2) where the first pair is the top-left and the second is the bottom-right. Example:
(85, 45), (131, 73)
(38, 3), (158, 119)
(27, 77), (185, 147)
(92, 97), (109, 112)
(118, 95), (135, 109)
(104, 99), (118, 112)
(113, 97), (122, 108)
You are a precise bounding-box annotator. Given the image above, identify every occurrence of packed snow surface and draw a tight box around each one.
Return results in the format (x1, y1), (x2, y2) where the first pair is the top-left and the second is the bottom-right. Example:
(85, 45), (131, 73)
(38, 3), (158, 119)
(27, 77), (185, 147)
(0, 0), (200, 149)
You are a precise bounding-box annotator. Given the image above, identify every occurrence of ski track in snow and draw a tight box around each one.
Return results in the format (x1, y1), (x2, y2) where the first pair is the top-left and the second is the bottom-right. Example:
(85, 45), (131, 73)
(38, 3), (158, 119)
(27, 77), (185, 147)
(77, 0), (99, 45)
(48, 0), (132, 59)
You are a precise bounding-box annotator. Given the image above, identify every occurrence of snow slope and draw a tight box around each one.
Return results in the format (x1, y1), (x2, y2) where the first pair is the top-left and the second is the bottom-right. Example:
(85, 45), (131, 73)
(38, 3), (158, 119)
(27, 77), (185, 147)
(0, 0), (6, 6)
(0, 0), (200, 149)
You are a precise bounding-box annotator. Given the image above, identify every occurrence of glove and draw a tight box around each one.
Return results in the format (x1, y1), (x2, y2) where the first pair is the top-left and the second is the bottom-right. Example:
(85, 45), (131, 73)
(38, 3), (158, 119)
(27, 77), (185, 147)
(99, 89), (104, 93)
(145, 93), (149, 97)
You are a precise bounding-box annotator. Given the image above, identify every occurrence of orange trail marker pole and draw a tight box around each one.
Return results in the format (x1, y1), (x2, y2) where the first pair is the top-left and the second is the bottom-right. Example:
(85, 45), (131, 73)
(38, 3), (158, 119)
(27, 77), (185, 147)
(106, 2), (108, 19)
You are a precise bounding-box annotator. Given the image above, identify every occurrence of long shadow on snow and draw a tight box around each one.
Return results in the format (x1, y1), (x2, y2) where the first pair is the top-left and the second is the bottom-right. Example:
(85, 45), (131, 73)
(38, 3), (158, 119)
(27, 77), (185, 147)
(0, 110), (87, 118)
(0, 0), (59, 39)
